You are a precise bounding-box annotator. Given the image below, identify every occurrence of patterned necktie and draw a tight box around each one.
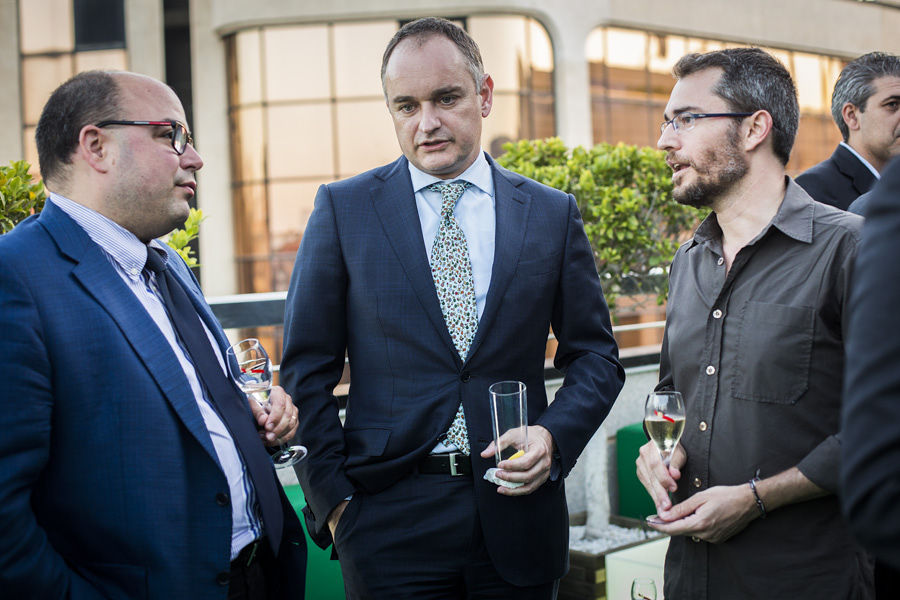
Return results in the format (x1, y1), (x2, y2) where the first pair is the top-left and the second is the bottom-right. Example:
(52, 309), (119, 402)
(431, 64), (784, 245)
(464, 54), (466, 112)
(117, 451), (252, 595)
(144, 248), (283, 553)
(428, 181), (477, 455)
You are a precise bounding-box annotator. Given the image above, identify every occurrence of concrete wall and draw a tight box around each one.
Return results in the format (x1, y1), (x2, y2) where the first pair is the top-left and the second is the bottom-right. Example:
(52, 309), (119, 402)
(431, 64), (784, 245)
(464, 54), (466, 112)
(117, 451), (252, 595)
(558, 364), (659, 533)
(0, 0), (22, 166)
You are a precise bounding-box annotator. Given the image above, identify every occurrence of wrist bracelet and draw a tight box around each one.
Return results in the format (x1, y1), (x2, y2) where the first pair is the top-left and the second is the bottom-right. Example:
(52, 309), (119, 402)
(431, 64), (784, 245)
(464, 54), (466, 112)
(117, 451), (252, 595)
(748, 475), (767, 519)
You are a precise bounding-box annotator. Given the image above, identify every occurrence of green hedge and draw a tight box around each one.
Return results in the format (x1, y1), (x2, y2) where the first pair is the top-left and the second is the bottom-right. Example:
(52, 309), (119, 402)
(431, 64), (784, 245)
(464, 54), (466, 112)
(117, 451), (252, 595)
(497, 138), (701, 312)
(0, 160), (46, 234)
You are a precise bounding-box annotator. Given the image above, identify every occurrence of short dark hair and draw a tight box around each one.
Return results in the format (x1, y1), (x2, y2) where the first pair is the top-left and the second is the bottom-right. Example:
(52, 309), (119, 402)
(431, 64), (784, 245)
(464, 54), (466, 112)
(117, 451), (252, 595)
(35, 70), (122, 184)
(673, 48), (799, 166)
(831, 52), (900, 141)
(381, 17), (484, 94)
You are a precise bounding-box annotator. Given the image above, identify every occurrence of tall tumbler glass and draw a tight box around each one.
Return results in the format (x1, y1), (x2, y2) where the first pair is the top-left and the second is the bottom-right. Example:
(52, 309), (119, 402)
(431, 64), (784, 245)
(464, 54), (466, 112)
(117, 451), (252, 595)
(488, 380), (528, 465)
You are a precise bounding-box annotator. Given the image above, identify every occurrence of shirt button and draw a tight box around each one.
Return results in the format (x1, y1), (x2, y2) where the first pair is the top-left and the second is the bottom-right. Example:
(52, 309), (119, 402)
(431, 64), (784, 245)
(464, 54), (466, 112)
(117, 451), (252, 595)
(706, 365), (716, 375)
(699, 421), (708, 432)
(692, 536), (701, 543)
(712, 309), (723, 319)
(717, 257), (724, 266)
(693, 477), (702, 488)
(130, 267), (139, 276)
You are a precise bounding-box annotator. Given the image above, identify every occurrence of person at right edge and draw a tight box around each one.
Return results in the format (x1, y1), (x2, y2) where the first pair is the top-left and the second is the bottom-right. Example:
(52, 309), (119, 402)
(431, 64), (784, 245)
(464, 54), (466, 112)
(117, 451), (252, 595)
(635, 48), (874, 599)
(842, 155), (900, 596)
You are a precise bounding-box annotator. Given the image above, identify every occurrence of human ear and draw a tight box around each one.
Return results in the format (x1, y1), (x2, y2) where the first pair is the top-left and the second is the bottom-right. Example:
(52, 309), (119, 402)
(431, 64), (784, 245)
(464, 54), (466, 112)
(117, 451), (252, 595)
(479, 74), (495, 118)
(841, 102), (861, 132)
(744, 110), (774, 153)
(77, 125), (112, 174)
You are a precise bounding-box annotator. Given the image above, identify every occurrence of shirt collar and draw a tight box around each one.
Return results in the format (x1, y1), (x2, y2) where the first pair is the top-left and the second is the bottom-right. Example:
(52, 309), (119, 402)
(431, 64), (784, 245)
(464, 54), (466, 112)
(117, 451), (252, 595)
(48, 192), (167, 276)
(840, 141), (881, 179)
(408, 150), (494, 197)
(691, 176), (815, 249)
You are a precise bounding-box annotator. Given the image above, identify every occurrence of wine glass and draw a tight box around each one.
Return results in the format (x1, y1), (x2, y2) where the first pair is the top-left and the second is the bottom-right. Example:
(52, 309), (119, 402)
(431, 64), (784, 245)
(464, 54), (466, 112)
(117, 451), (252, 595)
(644, 390), (685, 467)
(226, 338), (307, 469)
(631, 577), (657, 600)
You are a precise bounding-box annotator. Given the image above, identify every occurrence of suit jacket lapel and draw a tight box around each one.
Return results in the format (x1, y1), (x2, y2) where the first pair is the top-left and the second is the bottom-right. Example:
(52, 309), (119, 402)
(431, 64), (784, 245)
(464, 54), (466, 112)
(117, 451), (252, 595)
(466, 159), (531, 363)
(371, 158), (462, 362)
(834, 144), (877, 195)
(39, 203), (222, 465)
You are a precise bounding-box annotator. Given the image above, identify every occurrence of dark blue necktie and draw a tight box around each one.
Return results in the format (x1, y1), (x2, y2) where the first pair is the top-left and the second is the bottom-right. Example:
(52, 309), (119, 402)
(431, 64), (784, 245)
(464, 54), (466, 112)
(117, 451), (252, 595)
(145, 247), (283, 553)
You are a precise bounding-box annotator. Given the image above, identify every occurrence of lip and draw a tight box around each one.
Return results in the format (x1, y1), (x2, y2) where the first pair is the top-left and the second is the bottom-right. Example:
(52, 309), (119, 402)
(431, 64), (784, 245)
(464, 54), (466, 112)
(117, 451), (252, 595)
(177, 181), (196, 196)
(418, 139), (451, 152)
(670, 163), (687, 180)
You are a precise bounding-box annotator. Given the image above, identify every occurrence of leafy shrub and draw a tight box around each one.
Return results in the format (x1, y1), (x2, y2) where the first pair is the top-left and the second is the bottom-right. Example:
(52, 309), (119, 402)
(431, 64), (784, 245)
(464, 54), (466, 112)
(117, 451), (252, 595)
(164, 208), (205, 269)
(0, 160), (46, 233)
(496, 138), (701, 311)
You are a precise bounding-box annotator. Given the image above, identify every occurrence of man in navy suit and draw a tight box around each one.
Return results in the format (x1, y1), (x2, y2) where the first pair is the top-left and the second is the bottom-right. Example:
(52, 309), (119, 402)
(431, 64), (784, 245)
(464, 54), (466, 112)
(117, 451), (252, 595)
(797, 52), (900, 210)
(0, 71), (306, 599)
(281, 17), (624, 599)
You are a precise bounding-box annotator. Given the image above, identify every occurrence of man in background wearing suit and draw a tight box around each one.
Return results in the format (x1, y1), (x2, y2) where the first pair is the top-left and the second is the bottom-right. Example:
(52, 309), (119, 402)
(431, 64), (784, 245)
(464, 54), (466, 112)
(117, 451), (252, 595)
(0, 70), (306, 599)
(281, 17), (624, 599)
(796, 52), (900, 210)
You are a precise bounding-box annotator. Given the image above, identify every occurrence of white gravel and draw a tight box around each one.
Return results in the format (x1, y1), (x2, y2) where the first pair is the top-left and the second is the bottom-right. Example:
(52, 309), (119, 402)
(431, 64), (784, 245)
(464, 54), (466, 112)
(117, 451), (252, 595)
(569, 524), (656, 554)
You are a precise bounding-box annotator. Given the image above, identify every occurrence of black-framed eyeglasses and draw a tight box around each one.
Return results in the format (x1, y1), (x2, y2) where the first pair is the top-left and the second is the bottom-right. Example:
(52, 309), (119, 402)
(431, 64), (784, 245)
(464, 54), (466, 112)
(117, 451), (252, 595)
(95, 120), (194, 155)
(660, 112), (754, 135)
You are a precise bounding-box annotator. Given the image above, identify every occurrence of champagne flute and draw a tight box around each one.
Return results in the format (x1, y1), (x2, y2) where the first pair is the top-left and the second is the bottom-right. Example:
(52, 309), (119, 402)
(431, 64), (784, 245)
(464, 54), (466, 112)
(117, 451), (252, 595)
(644, 390), (685, 467)
(631, 577), (657, 600)
(226, 338), (307, 469)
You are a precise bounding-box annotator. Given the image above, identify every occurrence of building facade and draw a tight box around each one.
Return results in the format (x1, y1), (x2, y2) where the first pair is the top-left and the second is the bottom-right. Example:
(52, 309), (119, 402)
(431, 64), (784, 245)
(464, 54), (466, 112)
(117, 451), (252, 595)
(3, 0), (899, 298)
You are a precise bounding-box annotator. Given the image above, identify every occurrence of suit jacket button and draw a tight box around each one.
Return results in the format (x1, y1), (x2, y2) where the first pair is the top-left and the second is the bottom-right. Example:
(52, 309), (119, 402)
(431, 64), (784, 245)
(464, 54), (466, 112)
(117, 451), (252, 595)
(460, 371), (471, 382)
(216, 571), (230, 586)
(216, 492), (230, 506)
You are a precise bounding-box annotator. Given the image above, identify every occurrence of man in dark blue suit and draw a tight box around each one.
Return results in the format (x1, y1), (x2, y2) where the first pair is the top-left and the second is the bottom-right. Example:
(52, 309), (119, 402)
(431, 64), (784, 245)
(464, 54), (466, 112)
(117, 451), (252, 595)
(281, 17), (624, 600)
(0, 71), (306, 599)
(796, 52), (900, 210)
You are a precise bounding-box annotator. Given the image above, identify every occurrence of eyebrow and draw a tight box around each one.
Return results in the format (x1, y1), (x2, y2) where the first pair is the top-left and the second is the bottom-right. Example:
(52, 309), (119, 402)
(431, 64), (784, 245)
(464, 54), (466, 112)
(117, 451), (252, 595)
(663, 106), (703, 120)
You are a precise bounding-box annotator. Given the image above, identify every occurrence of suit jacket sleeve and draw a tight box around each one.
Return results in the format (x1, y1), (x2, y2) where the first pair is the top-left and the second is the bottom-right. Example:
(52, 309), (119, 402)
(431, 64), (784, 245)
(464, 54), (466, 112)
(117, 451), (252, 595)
(0, 248), (107, 598)
(281, 184), (356, 541)
(841, 157), (900, 569)
(536, 193), (625, 476)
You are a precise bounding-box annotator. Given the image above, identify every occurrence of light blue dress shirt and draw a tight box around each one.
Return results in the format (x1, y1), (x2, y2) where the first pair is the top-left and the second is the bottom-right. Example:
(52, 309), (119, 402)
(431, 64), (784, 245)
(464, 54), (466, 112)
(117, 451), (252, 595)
(408, 152), (495, 454)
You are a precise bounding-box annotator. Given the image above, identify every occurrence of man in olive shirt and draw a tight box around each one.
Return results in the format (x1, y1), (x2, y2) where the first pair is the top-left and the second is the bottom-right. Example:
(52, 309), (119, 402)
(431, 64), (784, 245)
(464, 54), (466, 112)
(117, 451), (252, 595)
(635, 48), (874, 598)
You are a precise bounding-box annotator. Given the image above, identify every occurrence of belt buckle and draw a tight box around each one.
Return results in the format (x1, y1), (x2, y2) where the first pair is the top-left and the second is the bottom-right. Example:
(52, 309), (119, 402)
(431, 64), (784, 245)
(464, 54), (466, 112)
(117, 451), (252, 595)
(448, 452), (461, 476)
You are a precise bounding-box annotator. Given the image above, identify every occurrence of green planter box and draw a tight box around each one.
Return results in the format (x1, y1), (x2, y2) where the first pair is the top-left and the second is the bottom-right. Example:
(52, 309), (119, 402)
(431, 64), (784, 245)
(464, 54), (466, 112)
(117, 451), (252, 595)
(283, 484), (345, 599)
(616, 422), (656, 520)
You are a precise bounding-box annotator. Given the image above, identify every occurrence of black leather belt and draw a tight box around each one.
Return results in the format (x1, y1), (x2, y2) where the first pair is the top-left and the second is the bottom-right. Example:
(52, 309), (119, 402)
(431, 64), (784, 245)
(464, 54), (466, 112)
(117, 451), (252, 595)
(417, 452), (472, 476)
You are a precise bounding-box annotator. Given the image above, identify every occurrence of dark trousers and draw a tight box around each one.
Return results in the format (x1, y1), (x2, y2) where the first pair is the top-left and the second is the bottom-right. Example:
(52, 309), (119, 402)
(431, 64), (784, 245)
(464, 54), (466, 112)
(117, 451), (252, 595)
(227, 539), (275, 600)
(332, 470), (558, 599)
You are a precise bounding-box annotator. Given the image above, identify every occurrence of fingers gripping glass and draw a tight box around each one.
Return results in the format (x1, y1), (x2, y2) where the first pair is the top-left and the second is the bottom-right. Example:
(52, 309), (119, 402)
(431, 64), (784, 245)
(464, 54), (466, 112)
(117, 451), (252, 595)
(95, 120), (194, 154)
(225, 338), (307, 469)
(660, 112), (754, 135)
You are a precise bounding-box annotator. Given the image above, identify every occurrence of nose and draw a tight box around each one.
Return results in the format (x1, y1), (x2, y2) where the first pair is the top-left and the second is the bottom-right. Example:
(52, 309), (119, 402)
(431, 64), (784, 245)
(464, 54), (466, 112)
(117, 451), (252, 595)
(657, 123), (678, 151)
(180, 143), (204, 171)
(418, 102), (441, 134)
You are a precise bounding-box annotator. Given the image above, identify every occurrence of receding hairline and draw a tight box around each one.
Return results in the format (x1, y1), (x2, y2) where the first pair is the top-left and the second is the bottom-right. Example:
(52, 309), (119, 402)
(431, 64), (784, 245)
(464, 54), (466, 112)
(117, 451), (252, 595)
(383, 32), (468, 76)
